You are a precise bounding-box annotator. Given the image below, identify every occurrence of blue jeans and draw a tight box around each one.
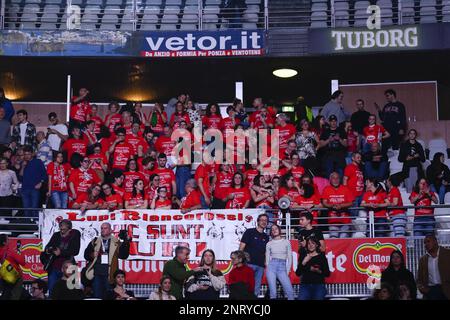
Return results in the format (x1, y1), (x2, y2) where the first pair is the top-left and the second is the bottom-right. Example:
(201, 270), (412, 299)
(414, 216), (435, 237)
(430, 184), (446, 204)
(391, 214), (407, 237)
(175, 166), (191, 199)
(21, 189), (40, 218)
(48, 270), (63, 296)
(50, 191), (68, 209)
(374, 217), (390, 237)
(200, 195), (209, 209)
(350, 195), (363, 217)
(298, 283), (327, 300)
(93, 274), (111, 299)
(364, 161), (388, 180)
(266, 259), (294, 300)
(248, 264), (265, 298)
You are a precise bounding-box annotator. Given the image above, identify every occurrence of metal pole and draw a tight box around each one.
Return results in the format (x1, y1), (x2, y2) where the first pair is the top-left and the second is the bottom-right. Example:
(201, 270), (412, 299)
(398, 0), (403, 25)
(235, 81), (243, 101)
(66, 75), (71, 123)
(264, 0), (269, 30)
(369, 211), (375, 238)
(198, 0), (203, 31)
(330, 0), (336, 28)
(1, 0), (5, 30)
(133, 0), (136, 32)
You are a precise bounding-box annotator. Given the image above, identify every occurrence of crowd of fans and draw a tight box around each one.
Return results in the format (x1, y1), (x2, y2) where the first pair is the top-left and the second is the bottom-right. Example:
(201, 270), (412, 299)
(0, 86), (445, 238)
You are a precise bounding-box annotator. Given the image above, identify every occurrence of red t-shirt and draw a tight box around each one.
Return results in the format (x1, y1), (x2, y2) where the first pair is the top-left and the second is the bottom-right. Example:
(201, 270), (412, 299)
(228, 265), (255, 294)
(146, 185), (158, 204)
(155, 136), (177, 158)
(221, 117), (240, 131)
(153, 167), (176, 197)
(254, 189), (274, 208)
(362, 190), (388, 218)
(123, 171), (147, 193)
(180, 190), (202, 210)
(321, 185), (354, 224)
(112, 184), (125, 198)
(90, 115), (104, 134)
(213, 171), (233, 200)
(70, 97), (91, 122)
(278, 187), (301, 207)
(47, 162), (68, 192)
(347, 130), (359, 153)
(68, 168), (101, 196)
(344, 163), (365, 197)
(202, 115), (223, 129)
(387, 187), (406, 216)
(62, 138), (88, 160)
(195, 164), (219, 197)
(104, 194), (123, 210)
(410, 191), (436, 216)
(88, 153), (108, 171)
(73, 193), (104, 208)
(111, 142), (133, 170)
(124, 192), (149, 208)
(169, 112), (191, 130)
(276, 124), (296, 152)
(149, 111), (168, 133)
(126, 134), (147, 156)
(249, 111), (275, 129)
(294, 194), (321, 225)
(244, 169), (259, 188)
(104, 113), (122, 133)
(225, 187), (251, 209)
(154, 198), (172, 209)
(363, 124), (386, 144)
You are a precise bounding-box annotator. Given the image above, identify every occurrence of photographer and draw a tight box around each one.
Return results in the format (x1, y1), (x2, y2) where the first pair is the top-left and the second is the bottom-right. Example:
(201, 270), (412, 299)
(184, 249), (226, 300)
(42, 219), (81, 295)
(83, 222), (130, 299)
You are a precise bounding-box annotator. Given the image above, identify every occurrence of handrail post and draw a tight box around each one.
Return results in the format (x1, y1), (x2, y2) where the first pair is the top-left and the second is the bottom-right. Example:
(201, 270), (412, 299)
(198, 0), (203, 31)
(286, 210), (291, 240)
(369, 211), (375, 238)
(132, 0), (137, 32)
(1, 0), (5, 30)
(264, 0), (269, 30)
(398, 0), (403, 25)
(330, 0), (336, 28)
(66, 0), (72, 30)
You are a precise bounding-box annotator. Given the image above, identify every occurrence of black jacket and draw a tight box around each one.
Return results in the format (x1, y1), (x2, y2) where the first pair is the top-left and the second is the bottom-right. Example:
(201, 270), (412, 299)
(426, 162), (450, 189)
(42, 229), (81, 271)
(351, 110), (371, 134)
(381, 267), (417, 299)
(296, 251), (330, 284)
(398, 140), (425, 178)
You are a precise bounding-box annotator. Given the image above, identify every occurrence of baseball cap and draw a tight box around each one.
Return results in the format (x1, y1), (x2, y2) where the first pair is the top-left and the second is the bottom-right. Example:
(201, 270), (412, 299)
(328, 115), (337, 122)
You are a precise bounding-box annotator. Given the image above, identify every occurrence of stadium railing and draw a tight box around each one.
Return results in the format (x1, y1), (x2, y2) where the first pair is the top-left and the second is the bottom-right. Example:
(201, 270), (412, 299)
(1, 0), (448, 32)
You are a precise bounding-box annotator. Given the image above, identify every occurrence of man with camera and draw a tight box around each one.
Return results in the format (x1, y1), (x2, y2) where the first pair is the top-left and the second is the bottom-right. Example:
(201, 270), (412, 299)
(83, 222), (130, 299)
(41, 219), (81, 295)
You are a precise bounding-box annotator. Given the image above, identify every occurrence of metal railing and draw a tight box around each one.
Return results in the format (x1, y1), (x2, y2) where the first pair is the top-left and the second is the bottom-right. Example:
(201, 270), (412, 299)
(2, 0), (449, 31)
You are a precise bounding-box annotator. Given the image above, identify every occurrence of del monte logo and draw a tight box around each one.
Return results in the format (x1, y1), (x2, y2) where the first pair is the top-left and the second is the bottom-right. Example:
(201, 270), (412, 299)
(352, 241), (401, 275)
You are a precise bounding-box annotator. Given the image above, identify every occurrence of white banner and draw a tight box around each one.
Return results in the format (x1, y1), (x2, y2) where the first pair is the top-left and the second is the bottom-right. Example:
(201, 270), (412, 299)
(42, 209), (264, 261)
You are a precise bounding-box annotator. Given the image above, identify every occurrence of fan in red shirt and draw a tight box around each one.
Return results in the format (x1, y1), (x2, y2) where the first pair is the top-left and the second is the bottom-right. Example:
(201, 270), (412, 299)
(224, 173), (251, 209)
(275, 114), (296, 155)
(88, 143), (109, 174)
(409, 178), (439, 237)
(195, 160), (220, 208)
(124, 179), (149, 209)
(70, 88), (91, 125)
(146, 174), (160, 204)
(244, 162), (260, 188)
(108, 128), (134, 171)
(228, 250), (255, 296)
(175, 179), (202, 213)
(148, 103), (168, 135)
(89, 104), (104, 135)
(344, 121), (359, 155)
(141, 157), (156, 181)
(83, 120), (99, 147)
(221, 105), (240, 136)
(280, 154), (305, 184)
(363, 114), (390, 149)
(293, 184), (322, 225)
(123, 158), (148, 193)
(250, 174), (275, 209)
(386, 175), (407, 237)
(361, 178), (390, 236)
(134, 102), (148, 124)
(104, 102), (122, 134)
(153, 153), (177, 199)
(212, 164), (234, 209)
(111, 170), (125, 198)
(343, 152), (365, 214)
(71, 184), (104, 211)
(155, 126), (177, 158)
(68, 156), (101, 204)
(169, 102), (191, 130)
(0, 235), (26, 282)
(150, 186), (173, 209)
(202, 103), (223, 130)
(249, 106), (275, 130)
(126, 122), (146, 158)
(47, 152), (69, 209)
(321, 172), (354, 238)
(278, 173), (302, 207)
(101, 183), (123, 210)
(121, 111), (137, 135)
(62, 126), (88, 162)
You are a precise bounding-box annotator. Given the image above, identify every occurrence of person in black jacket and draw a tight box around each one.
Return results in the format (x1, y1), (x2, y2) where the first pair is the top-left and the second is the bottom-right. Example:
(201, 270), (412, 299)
(350, 99), (371, 135)
(83, 223), (130, 299)
(398, 129), (426, 192)
(296, 237), (330, 300)
(50, 260), (84, 300)
(426, 152), (450, 204)
(381, 250), (417, 300)
(41, 219), (81, 296)
(105, 269), (136, 300)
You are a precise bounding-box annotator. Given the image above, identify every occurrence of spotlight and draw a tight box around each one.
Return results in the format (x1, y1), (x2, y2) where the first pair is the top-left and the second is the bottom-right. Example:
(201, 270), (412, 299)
(273, 68), (298, 78)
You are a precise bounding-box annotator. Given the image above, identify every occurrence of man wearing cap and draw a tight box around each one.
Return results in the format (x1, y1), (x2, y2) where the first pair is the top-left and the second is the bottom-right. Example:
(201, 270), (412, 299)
(319, 115), (348, 178)
(47, 112), (68, 154)
(321, 90), (351, 126)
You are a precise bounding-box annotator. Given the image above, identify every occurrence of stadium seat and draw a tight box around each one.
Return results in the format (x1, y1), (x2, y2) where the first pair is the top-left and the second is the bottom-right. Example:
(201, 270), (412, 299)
(435, 206), (450, 230)
(143, 6), (161, 14)
(85, 0), (103, 5)
(179, 23), (197, 30)
(105, 0), (124, 5)
(43, 5), (61, 13)
(23, 0), (42, 3)
(203, 14), (219, 30)
(428, 139), (447, 160)
(401, 0), (416, 24)
(100, 14), (119, 30)
(376, 0), (392, 8)
(335, 10), (349, 27)
(310, 11), (327, 28)
(354, 1), (370, 11)
(243, 13), (259, 23)
(312, 3), (328, 12)
(245, 6), (260, 14)
(242, 22), (257, 29)
(181, 14), (198, 23)
(164, 6), (181, 15)
(6, 4), (20, 22)
(84, 5), (102, 15)
(380, 8), (393, 25)
(205, 0), (222, 5)
(45, 0), (62, 3)
(119, 22), (134, 31)
(204, 6), (221, 15)
(20, 13), (38, 29)
(71, 0), (84, 5)
(185, 0), (199, 4)
(354, 9), (370, 26)
(160, 14), (179, 30)
(23, 4), (41, 13)
(104, 5), (122, 13)
(40, 13), (59, 29)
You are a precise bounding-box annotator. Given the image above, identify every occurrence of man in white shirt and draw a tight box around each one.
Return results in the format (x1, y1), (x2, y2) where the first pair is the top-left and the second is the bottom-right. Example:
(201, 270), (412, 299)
(417, 235), (450, 300)
(47, 112), (68, 153)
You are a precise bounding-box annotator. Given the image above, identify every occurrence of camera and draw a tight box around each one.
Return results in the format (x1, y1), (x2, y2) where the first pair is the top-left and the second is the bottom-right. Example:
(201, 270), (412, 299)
(118, 230), (129, 241)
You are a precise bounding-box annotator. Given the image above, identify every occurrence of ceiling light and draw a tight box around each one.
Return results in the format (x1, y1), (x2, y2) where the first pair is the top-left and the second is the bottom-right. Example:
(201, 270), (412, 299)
(273, 68), (298, 78)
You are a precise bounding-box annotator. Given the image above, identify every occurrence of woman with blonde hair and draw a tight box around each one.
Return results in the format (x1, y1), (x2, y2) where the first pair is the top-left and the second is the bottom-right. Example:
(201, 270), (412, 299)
(148, 276), (176, 300)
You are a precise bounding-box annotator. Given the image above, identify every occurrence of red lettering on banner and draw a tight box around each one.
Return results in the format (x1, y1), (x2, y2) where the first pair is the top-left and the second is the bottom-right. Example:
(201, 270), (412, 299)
(66, 212), (85, 221)
(173, 215), (182, 221)
(147, 225), (159, 239)
(122, 210), (140, 220)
